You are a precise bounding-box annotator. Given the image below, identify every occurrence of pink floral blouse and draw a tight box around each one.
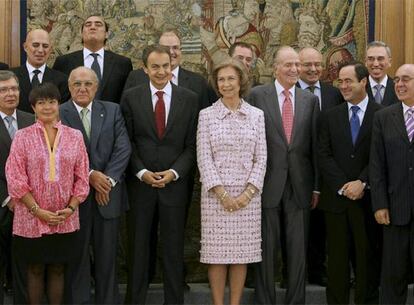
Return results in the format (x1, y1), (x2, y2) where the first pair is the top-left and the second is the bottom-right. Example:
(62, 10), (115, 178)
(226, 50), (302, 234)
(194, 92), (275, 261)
(6, 121), (90, 238)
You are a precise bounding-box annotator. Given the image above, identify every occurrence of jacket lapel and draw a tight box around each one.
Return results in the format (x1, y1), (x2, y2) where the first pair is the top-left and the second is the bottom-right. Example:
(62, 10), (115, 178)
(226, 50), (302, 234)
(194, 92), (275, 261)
(101, 50), (114, 92)
(142, 83), (158, 138)
(0, 118), (11, 148)
(353, 99), (375, 149)
(61, 101), (90, 148)
(391, 103), (411, 145)
(290, 87), (306, 146)
(90, 101), (105, 152)
(265, 84), (287, 145)
(164, 85), (182, 137)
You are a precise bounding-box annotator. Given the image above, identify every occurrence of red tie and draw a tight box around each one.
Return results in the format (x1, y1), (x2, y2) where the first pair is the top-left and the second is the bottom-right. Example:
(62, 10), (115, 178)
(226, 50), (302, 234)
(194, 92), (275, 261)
(155, 91), (166, 139)
(282, 89), (294, 143)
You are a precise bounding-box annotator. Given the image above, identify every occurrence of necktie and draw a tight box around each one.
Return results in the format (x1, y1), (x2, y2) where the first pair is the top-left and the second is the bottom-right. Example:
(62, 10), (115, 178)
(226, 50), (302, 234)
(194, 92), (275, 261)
(282, 90), (294, 143)
(405, 108), (414, 142)
(307, 85), (315, 94)
(32, 69), (41, 87)
(90, 53), (102, 81)
(4, 116), (16, 139)
(155, 91), (166, 139)
(80, 108), (91, 138)
(374, 84), (383, 104)
(350, 106), (360, 145)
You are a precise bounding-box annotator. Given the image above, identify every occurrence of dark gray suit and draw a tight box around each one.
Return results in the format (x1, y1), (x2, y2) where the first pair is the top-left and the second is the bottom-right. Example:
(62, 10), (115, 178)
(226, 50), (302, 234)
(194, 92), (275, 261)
(248, 83), (319, 305)
(370, 103), (414, 304)
(0, 110), (34, 305)
(53, 50), (132, 104)
(366, 76), (399, 107)
(121, 82), (198, 305)
(60, 100), (131, 304)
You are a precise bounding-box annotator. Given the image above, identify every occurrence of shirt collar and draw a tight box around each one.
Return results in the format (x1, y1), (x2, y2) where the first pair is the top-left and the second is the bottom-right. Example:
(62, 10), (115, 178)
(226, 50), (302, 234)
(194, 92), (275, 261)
(216, 98), (247, 119)
(149, 81), (172, 98)
(275, 79), (295, 99)
(298, 79), (320, 90)
(171, 66), (180, 79)
(72, 100), (93, 114)
(347, 95), (369, 112)
(369, 75), (388, 89)
(83, 47), (105, 60)
(26, 62), (46, 74)
(402, 102), (414, 114)
(0, 109), (17, 120)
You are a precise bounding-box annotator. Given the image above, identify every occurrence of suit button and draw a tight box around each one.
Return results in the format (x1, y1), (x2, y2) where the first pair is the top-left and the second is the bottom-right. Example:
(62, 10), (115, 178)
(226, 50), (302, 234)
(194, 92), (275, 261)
(350, 154), (355, 158)
(410, 167), (413, 171)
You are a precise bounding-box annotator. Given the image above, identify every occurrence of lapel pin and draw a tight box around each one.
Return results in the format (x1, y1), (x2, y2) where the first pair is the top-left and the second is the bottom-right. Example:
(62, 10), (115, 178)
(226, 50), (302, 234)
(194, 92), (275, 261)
(100, 114), (104, 117)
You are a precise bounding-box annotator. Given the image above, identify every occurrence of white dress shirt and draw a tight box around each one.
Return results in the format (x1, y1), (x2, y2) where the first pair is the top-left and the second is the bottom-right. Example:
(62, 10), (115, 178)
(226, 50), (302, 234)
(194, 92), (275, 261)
(26, 62), (46, 83)
(369, 75), (388, 99)
(274, 79), (296, 114)
(171, 66), (179, 86)
(298, 79), (322, 109)
(347, 95), (369, 125)
(83, 48), (104, 76)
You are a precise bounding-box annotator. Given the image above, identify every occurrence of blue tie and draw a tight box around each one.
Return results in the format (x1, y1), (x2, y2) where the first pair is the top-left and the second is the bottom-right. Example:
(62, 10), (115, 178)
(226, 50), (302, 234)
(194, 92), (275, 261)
(350, 106), (360, 145)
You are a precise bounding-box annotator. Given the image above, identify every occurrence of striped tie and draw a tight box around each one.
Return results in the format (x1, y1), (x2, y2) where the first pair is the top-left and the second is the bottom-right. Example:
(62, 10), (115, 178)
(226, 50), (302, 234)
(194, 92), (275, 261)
(406, 108), (414, 142)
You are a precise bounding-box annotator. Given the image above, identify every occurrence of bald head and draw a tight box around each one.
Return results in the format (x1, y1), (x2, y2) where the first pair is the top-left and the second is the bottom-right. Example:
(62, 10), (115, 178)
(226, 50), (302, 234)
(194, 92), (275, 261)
(394, 64), (414, 106)
(273, 46), (300, 89)
(298, 47), (323, 85)
(24, 29), (52, 68)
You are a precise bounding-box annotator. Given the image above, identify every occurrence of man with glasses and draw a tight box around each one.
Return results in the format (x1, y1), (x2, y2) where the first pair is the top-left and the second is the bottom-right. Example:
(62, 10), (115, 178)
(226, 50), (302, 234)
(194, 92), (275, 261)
(370, 64), (414, 304)
(60, 67), (131, 304)
(365, 41), (398, 106)
(53, 15), (132, 104)
(0, 71), (34, 305)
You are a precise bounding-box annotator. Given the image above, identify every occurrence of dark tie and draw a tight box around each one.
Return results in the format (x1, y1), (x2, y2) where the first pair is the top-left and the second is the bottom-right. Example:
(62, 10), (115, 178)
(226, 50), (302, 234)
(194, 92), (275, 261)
(350, 106), (360, 145)
(4, 116), (16, 139)
(374, 84), (383, 104)
(90, 53), (102, 80)
(405, 108), (414, 142)
(32, 69), (41, 87)
(155, 91), (166, 139)
(307, 85), (315, 94)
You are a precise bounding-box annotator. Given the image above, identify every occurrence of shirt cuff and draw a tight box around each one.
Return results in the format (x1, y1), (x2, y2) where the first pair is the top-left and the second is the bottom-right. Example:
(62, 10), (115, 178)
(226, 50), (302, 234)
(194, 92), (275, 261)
(108, 177), (117, 187)
(1, 196), (11, 208)
(170, 169), (179, 181)
(137, 169), (148, 181)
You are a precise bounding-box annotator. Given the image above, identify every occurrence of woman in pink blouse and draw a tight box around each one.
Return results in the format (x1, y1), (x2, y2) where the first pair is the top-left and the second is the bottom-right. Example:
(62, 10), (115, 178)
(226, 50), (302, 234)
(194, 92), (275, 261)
(197, 59), (267, 305)
(5, 83), (89, 305)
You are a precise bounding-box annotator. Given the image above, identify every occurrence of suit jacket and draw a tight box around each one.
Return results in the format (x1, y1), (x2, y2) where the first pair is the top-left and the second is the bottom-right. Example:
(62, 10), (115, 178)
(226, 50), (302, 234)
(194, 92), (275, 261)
(296, 81), (345, 111)
(59, 100), (131, 219)
(370, 103), (414, 226)
(123, 67), (210, 110)
(0, 110), (34, 206)
(0, 62), (8, 70)
(53, 50), (132, 104)
(318, 99), (382, 213)
(11, 65), (70, 113)
(121, 82), (198, 207)
(366, 76), (399, 106)
(248, 83), (320, 209)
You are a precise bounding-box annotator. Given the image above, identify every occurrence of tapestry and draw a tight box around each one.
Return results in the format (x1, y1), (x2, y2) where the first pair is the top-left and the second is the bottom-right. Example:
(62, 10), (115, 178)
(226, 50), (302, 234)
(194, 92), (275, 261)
(27, 0), (374, 83)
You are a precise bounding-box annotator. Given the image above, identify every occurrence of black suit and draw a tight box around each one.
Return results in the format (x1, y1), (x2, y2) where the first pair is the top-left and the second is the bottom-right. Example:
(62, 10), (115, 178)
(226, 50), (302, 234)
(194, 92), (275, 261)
(121, 82), (198, 305)
(370, 103), (414, 304)
(60, 100), (131, 304)
(53, 50), (132, 104)
(366, 76), (398, 106)
(10, 65), (70, 113)
(318, 99), (381, 304)
(0, 63), (8, 70)
(0, 110), (34, 305)
(124, 67), (210, 110)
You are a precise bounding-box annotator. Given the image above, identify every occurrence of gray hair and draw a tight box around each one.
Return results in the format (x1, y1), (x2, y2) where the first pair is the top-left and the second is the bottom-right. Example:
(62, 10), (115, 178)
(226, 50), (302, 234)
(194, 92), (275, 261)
(0, 70), (19, 84)
(366, 41), (392, 58)
(68, 66), (99, 84)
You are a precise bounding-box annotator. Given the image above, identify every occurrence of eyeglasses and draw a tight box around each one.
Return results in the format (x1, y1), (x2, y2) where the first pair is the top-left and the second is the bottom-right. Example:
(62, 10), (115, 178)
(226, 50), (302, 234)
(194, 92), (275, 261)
(71, 81), (96, 88)
(393, 76), (414, 84)
(0, 86), (19, 94)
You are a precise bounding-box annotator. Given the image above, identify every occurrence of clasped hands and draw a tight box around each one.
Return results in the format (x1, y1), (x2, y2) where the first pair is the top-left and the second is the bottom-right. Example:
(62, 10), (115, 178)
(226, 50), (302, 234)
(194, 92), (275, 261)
(221, 192), (250, 212)
(340, 180), (365, 200)
(36, 207), (74, 226)
(90, 170), (112, 205)
(142, 170), (175, 188)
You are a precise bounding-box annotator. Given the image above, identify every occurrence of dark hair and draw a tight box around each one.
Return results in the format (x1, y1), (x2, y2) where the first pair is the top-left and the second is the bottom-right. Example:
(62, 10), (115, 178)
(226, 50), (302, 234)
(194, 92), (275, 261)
(338, 61), (369, 82)
(29, 82), (61, 106)
(81, 15), (108, 44)
(228, 42), (254, 57)
(142, 44), (171, 67)
(209, 58), (251, 98)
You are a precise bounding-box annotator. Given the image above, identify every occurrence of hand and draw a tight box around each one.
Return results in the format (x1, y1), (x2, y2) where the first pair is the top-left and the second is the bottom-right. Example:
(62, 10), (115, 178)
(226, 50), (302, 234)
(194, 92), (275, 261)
(95, 191), (110, 205)
(90, 171), (112, 194)
(153, 170), (175, 187)
(222, 195), (239, 212)
(7, 199), (16, 212)
(36, 209), (66, 225)
(310, 192), (320, 209)
(342, 180), (365, 200)
(142, 171), (164, 188)
(56, 208), (74, 219)
(375, 208), (390, 225)
(235, 192), (250, 209)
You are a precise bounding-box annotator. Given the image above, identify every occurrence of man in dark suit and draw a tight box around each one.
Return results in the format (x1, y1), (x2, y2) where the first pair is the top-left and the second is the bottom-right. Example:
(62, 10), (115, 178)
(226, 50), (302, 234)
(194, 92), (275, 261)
(11, 29), (69, 113)
(121, 45), (198, 305)
(53, 15), (132, 104)
(296, 47), (344, 287)
(0, 71), (34, 305)
(365, 41), (398, 106)
(0, 63), (8, 70)
(60, 67), (131, 304)
(124, 29), (209, 110)
(370, 64), (414, 304)
(248, 46), (319, 305)
(318, 62), (381, 304)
